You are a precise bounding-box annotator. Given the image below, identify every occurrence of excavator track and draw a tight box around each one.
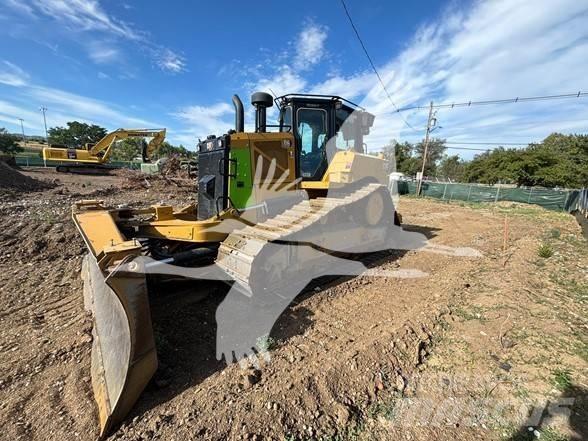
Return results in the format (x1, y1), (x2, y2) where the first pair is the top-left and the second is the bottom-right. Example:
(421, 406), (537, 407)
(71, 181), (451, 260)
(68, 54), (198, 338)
(216, 183), (394, 296)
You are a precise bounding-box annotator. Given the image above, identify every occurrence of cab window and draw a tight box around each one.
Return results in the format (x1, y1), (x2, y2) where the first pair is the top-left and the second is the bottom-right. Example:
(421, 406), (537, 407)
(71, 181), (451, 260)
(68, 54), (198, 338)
(296, 108), (328, 179)
(280, 106), (292, 132)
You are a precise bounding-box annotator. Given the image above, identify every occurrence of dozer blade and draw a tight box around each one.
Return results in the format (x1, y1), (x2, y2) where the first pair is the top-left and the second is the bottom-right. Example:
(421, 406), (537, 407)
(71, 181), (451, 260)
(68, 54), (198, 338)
(82, 254), (157, 438)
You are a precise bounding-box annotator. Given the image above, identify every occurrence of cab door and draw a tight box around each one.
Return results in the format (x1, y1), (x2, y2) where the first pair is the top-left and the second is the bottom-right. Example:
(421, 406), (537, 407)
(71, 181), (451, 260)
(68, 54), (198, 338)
(293, 103), (333, 181)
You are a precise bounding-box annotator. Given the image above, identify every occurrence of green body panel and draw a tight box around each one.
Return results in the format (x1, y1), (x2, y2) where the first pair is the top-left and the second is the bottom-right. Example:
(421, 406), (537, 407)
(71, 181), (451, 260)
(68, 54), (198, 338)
(228, 148), (254, 209)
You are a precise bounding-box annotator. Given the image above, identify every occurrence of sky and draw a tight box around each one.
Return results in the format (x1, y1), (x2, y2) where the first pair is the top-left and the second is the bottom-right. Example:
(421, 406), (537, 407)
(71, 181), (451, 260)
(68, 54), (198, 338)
(0, 0), (587, 158)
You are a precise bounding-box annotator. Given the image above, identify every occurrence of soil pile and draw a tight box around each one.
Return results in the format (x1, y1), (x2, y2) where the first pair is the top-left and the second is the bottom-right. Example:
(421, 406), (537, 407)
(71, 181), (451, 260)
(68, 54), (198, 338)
(0, 161), (53, 191)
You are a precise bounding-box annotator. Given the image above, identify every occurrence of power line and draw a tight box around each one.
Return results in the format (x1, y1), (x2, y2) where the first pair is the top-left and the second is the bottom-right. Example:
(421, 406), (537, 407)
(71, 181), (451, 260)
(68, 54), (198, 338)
(441, 141), (537, 145)
(393, 91), (588, 113)
(339, 0), (421, 133)
(445, 146), (494, 151)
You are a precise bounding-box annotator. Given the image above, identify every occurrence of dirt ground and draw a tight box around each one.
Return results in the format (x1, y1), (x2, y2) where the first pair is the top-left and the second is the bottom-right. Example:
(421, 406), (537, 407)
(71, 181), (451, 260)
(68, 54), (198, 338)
(0, 167), (586, 441)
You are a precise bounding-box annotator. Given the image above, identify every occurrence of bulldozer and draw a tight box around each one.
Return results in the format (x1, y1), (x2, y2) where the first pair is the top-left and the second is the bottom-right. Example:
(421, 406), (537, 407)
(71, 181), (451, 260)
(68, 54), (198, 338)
(73, 92), (401, 437)
(42, 128), (166, 174)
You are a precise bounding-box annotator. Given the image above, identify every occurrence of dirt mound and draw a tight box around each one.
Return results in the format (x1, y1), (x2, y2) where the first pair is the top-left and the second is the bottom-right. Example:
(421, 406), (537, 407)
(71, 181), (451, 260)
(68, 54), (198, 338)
(0, 161), (53, 192)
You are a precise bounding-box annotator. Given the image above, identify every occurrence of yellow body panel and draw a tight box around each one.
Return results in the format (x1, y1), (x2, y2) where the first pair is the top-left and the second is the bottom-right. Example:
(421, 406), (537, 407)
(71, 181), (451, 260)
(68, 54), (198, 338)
(300, 150), (387, 190)
(43, 147), (105, 163)
(73, 201), (240, 263)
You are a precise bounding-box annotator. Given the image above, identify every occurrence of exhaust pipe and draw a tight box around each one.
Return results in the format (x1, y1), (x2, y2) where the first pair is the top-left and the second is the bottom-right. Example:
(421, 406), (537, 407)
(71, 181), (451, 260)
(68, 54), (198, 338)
(251, 92), (273, 133)
(232, 95), (244, 132)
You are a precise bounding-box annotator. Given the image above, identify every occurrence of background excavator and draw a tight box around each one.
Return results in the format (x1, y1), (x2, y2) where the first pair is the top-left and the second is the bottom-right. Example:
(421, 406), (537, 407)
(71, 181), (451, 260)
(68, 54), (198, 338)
(42, 128), (166, 174)
(72, 92), (400, 437)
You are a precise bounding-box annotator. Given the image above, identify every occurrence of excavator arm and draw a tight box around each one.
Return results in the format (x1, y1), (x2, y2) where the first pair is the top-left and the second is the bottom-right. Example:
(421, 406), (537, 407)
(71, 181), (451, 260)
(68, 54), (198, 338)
(89, 128), (167, 163)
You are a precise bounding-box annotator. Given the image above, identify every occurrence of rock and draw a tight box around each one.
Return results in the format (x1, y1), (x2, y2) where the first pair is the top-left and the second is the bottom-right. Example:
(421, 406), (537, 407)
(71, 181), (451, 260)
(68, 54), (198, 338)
(244, 369), (261, 388)
(395, 375), (406, 393)
(499, 361), (512, 372)
(335, 405), (350, 426)
(375, 378), (384, 391)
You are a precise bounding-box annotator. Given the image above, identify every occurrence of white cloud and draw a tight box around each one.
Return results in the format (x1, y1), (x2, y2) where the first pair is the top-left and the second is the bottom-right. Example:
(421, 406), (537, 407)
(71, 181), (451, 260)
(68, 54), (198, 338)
(87, 41), (121, 64)
(27, 85), (155, 127)
(155, 48), (187, 74)
(4, 0), (186, 73)
(309, 71), (375, 100)
(0, 61), (30, 86)
(294, 21), (328, 70)
(172, 102), (234, 138)
(30, 0), (142, 40)
(255, 67), (307, 98)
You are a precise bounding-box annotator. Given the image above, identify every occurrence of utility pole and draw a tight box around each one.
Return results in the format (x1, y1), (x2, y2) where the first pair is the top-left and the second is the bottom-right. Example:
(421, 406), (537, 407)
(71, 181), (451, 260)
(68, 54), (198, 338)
(39, 106), (49, 146)
(18, 118), (26, 146)
(417, 101), (435, 196)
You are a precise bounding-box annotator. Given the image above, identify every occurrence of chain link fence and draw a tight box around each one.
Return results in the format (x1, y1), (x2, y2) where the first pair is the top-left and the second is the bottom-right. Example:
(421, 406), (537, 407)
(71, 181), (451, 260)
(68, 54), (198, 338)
(398, 181), (582, 212)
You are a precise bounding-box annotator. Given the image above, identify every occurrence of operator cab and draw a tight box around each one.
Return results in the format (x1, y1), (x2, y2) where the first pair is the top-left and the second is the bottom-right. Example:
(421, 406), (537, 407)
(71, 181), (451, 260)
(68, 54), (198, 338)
(276, 94), (375, 181)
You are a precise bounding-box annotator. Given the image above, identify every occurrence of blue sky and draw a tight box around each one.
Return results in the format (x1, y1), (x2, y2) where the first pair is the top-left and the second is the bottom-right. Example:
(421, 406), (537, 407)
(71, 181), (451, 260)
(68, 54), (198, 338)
(0, 0), (587, 158)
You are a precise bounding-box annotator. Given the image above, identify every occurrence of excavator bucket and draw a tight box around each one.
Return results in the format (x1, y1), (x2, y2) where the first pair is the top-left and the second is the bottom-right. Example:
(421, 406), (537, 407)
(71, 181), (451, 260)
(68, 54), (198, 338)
(81, 253), (157, 438)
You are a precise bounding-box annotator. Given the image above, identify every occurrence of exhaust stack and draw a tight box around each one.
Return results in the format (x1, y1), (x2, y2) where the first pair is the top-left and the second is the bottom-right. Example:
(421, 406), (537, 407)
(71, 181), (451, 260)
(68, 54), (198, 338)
(251, 92), (273, 133)
(232, 95), (244, 132)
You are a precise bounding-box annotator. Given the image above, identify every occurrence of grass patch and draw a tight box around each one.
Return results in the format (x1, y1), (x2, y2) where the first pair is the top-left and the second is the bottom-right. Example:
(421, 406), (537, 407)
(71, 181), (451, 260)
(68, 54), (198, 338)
(454, 305), (486, 322)
(537, 243), (554, 258)
(256, 334), (277, 352)
(551, 368), (572, 390)
(367, 397), (398, 420)
(550, 228), (561, 239)
(541, 427), (570, 441)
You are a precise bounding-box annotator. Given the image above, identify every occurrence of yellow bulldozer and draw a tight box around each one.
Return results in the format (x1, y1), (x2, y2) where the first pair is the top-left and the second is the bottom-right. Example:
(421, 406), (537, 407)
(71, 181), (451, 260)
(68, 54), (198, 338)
(42, 128), (166, 173)
(73, 92), (401, 437)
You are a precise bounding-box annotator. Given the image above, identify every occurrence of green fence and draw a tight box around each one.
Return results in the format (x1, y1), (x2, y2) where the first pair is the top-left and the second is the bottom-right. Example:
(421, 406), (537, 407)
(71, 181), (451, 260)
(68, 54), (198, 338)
(13, 155), (142, 170)
(398, 181), (581, 212)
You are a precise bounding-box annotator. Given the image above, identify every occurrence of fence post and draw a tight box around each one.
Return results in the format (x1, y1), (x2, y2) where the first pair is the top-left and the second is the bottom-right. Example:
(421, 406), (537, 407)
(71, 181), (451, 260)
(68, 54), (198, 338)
(467, 184), (472, 201)
(527, 187), (533, 204)
(442, 182), (448, 201)
(494, 182), (501, 204)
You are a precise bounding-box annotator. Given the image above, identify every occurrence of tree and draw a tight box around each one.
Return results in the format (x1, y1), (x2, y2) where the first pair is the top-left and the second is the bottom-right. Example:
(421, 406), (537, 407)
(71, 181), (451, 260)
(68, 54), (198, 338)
(153, 142), (197, 159)
(48, 121), (107, 147)
(110, 138), (143, 161)
(437, 155), (466, 182)
(379, 138), (445, 177)
(0, 128), (23, 154)
(462, 134), (588, 188)
(413, 138), (446, 177)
